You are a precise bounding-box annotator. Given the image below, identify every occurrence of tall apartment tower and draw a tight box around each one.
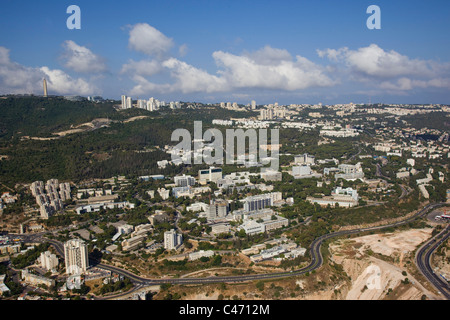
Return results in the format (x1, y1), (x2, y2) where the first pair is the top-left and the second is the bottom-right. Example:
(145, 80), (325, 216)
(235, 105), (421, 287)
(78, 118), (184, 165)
(207, 199), (230, 221)
(43, 78), (48, 97)
(164, 229), (183, 250)
(121, 95), (127, 109)
(126, 96), (132, 109)
(64, 239), (89, 275)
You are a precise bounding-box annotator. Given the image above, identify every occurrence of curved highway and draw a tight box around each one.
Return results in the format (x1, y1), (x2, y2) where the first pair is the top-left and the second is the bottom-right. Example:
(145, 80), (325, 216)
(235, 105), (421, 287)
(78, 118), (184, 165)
(23, 202), (449, 299)
(415, 225), (450, 299)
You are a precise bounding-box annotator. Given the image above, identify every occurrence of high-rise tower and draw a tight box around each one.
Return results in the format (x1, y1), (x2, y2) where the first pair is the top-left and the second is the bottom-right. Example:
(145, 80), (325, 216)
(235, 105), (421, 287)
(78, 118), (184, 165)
(64, 239), (89, 275)
(43, 78), (48, 97)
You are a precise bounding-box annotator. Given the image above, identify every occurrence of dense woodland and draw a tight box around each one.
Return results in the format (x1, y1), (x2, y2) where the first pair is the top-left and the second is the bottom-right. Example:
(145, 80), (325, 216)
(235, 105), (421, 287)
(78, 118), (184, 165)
(0, 97), (254, 185)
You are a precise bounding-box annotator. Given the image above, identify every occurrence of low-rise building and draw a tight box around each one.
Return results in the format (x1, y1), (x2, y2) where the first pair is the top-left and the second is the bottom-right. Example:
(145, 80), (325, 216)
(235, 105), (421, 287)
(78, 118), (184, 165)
(188, 250), (215, 261)
(21, 269), (55, 288)
(40, 251), (59, 271)
(121, 234), (146, 251)
(307, 187), (359, 208)
(148, 211), (170, 226)
(210, 223), (231, 235)
(0, 275), (10, 296)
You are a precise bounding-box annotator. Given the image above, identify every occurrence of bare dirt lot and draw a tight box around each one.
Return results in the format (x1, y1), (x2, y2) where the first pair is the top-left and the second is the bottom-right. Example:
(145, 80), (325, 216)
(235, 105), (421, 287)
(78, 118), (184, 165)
(328, 228), (442, 300)
(144, 228), (445, 300)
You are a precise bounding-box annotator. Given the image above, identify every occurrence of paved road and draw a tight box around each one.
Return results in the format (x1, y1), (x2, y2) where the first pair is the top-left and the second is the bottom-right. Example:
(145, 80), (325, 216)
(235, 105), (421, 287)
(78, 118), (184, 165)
(17, 202), (449, 300)
(415, 224), (450, 299)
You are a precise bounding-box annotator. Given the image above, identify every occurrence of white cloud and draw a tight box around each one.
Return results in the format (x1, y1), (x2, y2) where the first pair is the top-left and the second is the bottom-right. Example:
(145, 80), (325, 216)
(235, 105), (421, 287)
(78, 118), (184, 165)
(126, 45), (336, 95)
(380, 77), (450, 91)
(317, 44), (450, 92)
(120, 59), (162, 77)
(61, 40), (107, 73)
(128, 23), (174, 57)
(162, 58), (229, 93)
(0, 47), (42, 93)
(244, 46), (292, 65)
(318, 44), (447, 79)
(128, 75), (173, 96)
(0, 46), (98, 96)
(129, 58), (229, 96)
(179, 44), (188, 57)
(124, 42), (450, 97)
(40, 66), (94, 95)
(213, 46), (335, 90)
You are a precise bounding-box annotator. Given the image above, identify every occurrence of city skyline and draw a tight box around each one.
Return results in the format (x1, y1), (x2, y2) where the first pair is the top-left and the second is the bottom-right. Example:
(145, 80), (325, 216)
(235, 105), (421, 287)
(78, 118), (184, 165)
(1, 1), (450, 105)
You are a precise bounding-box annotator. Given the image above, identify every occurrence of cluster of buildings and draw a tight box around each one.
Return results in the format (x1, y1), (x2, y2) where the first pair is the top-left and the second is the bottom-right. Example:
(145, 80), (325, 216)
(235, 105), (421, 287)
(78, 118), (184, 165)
(188, 249), (215, 261)
(30, 180), (71, 219)
(307, 186), (360, 208)
(75, 201), (135, 215)
(241, 237), (306, 263)
(219, 101), (246, 112)
(76, 187), (115, 201)
(0, 238), (90, 296)
(120, 95), (182, 111)
(320, 125), (360, 138)
(0, 275), (9, 295)
(373, 138), (448, 160)
(0, 192), (18, 214)
(0, 236), (21, 255)
(7, 100), (447, 297)
(362, 104), (445, 116)
(238, 213), (289, 236)
(118, 223), (153, 252)
(259, 106), (288, 120)
(324, 163), (365, 181)
(187, 191), (290, 237)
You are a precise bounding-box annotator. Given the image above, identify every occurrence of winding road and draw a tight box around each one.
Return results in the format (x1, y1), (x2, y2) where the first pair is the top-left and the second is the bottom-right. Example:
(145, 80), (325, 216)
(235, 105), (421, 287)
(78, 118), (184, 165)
(415, 224), (450, 299)
(22, 202), (448, 300)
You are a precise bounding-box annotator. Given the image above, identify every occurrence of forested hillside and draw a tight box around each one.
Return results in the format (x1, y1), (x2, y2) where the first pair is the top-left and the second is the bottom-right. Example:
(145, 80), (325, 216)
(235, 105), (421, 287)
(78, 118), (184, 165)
(0, 96), (119, 139)
(0, 96), (255, 186)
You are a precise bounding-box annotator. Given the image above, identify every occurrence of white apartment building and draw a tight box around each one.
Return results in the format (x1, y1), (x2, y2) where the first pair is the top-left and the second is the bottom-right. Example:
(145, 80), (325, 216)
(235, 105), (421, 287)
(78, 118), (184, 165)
(243, 192), (282, 212)
(294, 153), (315, 165)
(64, 239), (89, 275)
(207, 199), (230, 221)
(335, 163), (365, 181)
(21, 269), (55, 288)
(157, 188), (170, 200)
(40, 251), (59, 271)
(198, 167), (223, 184)
(164, 229), (183, 250)
(121, 95), (127, 109)
(126, 97), (132, 109)
(31, 179), (70, 219)
(188, 250), (214, 261)
(240, 220), (265, 236)
(118, 224), (134, 235)
(121, 234), (146, 251)
(174, 174), (196, 187)
(210, 223), (231, 235)
(307, 186), (359, 208)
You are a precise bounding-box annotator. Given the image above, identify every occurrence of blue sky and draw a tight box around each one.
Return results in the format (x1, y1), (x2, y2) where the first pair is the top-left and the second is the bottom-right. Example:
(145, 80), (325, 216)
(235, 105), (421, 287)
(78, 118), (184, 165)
(1, 0), (450, 104)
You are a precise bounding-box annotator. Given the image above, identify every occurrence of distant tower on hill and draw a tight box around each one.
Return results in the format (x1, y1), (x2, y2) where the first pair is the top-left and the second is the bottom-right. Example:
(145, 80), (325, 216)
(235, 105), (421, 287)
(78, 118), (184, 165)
(43, 78), (48, 97)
